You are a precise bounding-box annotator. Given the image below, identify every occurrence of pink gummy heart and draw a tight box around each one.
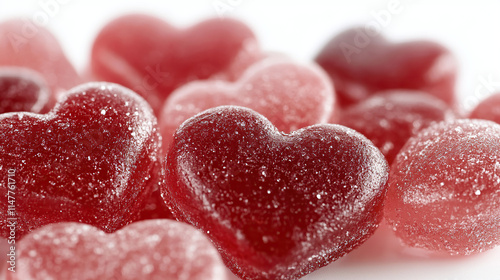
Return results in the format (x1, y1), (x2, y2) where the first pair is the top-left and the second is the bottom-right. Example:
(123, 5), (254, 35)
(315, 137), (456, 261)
(3, 220), (226, 280)
(91, 14), (261, 114)
(160, 60), (335, 151)
(0, 82), (161, 239)
(164, 106), (389, 280)
(469, 93), (500, 124)
(385, 119), (500, 255)
(0, 68), (50, 114)
(339, 91), (454, 164)
(0, 19), (81, 103)
(315, 27), (457, 108)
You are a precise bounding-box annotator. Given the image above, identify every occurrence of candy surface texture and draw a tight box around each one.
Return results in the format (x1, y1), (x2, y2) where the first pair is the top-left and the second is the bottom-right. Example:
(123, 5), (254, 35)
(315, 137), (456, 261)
(0, 82), (161, 238)
(4, 220), (226, 280)
(164, 106), (389, 280)
(385, 119), (500, 255)
(339, 91), (454, 164)
(160, 60), (335, 149)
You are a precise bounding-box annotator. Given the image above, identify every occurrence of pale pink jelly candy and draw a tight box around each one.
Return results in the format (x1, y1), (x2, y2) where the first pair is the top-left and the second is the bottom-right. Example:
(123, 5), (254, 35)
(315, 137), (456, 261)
(385, 119), (500, 255)
(91, 13), (261, 114)
(0, 67), (50, 113)
(0, 19), (81, 102)
(160, 60), (335, 150)
(4, 220), (226, 280)
(469, 93), (500, 124)
(339, 91), (454, 164)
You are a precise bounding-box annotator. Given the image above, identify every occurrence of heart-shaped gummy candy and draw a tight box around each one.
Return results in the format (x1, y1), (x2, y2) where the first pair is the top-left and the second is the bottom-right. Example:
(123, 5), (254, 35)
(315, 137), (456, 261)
(0, 19), (81, 102)
(0, 82), (161, 239)
(164, 106), (389, 280)
(315, 27), (457, 108)
(91, 13), (260, 114)
(4, 220), (226, 280)
(160, 60), (335, 150)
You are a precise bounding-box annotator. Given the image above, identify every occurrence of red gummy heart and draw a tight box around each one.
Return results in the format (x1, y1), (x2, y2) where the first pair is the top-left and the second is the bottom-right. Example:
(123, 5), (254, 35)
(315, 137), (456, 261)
(91, 14), (260, 114)
(469, 93), (500, 124)
(338, 91), (454, 164)
(160, 60), (335, 151)
(0, 19), (81, 102)
(315, 27), (457, 108)
(0, 82), (161, 239)
(3, 220), (226, 280)
(0, 68), (50, 114)
(164, 106), (389, 280)
(385, 119), (500, 255)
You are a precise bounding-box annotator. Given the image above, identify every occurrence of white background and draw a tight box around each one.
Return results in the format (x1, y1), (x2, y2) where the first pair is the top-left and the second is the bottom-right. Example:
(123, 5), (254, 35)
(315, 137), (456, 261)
(1, 1), (500, 279)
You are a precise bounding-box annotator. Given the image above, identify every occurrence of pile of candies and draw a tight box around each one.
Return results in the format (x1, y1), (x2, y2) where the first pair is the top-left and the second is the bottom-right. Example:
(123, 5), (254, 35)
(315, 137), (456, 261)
(0, 13), (499, 280)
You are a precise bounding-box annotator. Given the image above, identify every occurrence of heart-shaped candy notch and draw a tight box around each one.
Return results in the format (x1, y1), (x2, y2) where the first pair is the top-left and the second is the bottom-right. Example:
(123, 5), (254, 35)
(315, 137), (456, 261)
(315, 27), (457, 108)
(159, 59), (336, 151)
(0, 82), (161, 239)
(164, 106), (389, 280)
(91, 13), (260, 114)
(4, 220), (227, 280)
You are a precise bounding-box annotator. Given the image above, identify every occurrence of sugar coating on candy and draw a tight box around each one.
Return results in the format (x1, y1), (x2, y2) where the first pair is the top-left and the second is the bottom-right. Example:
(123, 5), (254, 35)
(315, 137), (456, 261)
(164, 106), (389, 280)
(385, 119), (500, 255)
(315, 27), (457, 108)
(0, 68), (50, 114)
(0, 82), (161, 238)
(91, 13), (260, 114)
(5, 220), (226, 280)
(160, 60), (335, 150)
(0, 19), (81, 98)
(469, 93), (500, 124)
(339, 91), (454, 164)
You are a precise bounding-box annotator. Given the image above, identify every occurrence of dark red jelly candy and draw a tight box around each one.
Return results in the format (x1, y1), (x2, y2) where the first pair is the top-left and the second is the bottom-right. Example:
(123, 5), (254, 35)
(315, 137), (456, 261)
(4, 220), (226, 280)
(91, 14), (260, 114)
(469, 93), (500, 124)
(385, 119), (500, 255)
(164, 106), (389, 280)
(339, 91), (454, 164)
(0, 67), (50, 114)
(0, 19), (81, 98)
(0, 82), (161, 239)
(315, 27), (457, 108)
(160, 60), (335, 151)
